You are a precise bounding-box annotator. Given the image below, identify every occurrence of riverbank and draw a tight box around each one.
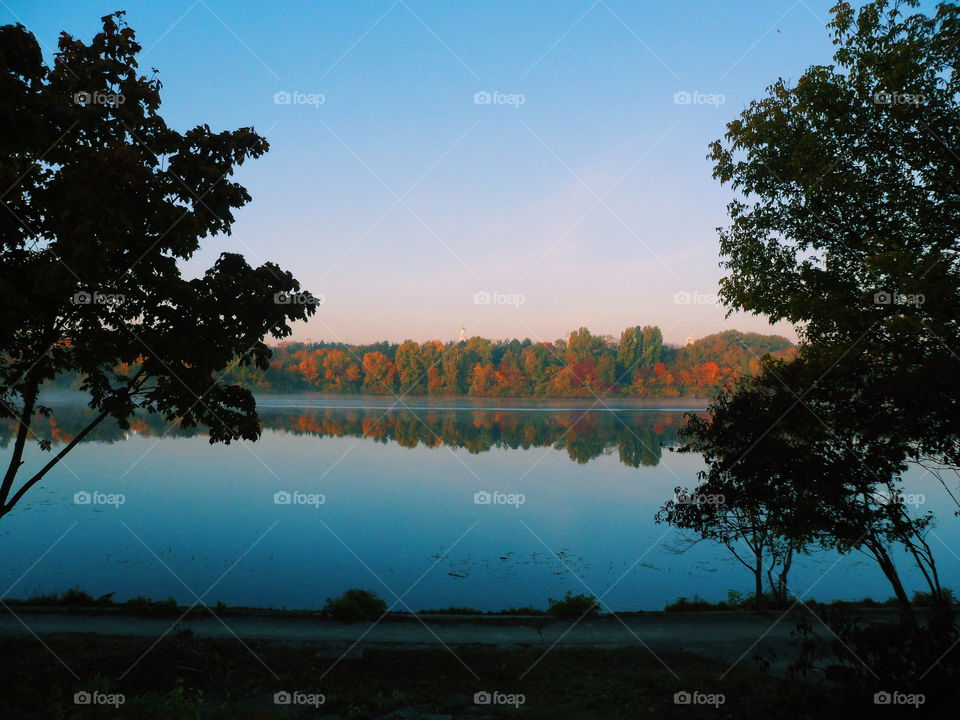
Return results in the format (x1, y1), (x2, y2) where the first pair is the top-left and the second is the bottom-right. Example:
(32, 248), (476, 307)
(2, 606), (881, 663)
(4, 604), (952, 717)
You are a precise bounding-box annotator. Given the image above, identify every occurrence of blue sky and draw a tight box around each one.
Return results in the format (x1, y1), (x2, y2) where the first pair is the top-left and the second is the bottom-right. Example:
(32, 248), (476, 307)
(8, 0), (850, 345)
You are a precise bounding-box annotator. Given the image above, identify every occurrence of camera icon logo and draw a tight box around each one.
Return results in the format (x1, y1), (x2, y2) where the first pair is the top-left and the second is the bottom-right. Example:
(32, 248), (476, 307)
(274, 491), (292, 505)
(673, 691), (692, 704)
(74, 491), (92, 505)
(73, 91), (92, 105)
(73, 691), (92, 705)
(473, 291), (492, 305)
(474, 491), (491, 505)
(873, 691), (892, 705)
(874, 291), (892, 305)
(274, 691), (292, 704)
(274, 91), (292, 105)
(474, 691), (491, 704)
(71, 291), (92, 305)
(473, 91), (491, 105)
(673, 291), (691, 304)
(673, 91), (692, 105)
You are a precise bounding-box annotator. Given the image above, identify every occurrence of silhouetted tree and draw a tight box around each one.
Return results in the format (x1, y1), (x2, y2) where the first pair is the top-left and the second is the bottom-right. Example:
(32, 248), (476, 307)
(0, 13), (316, 517)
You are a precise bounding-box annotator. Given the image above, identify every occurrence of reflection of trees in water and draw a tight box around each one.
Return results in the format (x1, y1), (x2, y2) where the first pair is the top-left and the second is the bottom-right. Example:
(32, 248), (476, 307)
(3, 405), (694, 467)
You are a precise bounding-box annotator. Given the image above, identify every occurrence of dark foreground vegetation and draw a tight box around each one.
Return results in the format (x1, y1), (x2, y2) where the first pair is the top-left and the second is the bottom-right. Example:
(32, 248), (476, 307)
(4, 633), (955, 720)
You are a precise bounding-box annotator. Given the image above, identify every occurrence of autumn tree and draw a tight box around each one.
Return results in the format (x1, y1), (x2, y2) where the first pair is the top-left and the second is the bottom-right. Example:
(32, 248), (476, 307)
(361, 352), (396, 395)
(565, 327), (605, 366)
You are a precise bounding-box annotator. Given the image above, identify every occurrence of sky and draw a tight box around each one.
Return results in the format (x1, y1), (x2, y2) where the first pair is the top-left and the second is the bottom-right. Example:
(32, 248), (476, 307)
(6, 0), (851, 346)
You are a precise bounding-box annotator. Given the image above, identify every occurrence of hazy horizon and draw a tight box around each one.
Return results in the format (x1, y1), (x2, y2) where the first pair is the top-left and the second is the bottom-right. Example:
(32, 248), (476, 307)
(266, 323), (795, 347)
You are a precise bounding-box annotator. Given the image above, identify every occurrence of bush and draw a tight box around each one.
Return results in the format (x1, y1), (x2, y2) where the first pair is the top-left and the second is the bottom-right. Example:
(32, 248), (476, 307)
(23, 587), (98, 606)
(325, 589), (388, 621)
(664, 594), (719, 612)
(548, 592), (600, 618)
(498, 606), (545, 615)
(913, 588), (955, 607)
(419, 606), (482, 615)
(158, 596), (178, 612)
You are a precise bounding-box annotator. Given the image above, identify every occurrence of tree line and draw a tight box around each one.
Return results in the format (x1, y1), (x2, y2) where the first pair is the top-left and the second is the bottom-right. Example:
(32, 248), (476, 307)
(211, 328), (794, 398)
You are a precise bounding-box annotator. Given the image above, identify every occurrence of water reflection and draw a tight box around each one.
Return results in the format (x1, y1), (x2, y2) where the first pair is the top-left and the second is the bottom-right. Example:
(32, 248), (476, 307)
(3, 402), (697, 467)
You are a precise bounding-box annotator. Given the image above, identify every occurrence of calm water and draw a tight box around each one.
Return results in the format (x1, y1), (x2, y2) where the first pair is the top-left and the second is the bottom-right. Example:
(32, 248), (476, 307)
(1, 395), (955, 611)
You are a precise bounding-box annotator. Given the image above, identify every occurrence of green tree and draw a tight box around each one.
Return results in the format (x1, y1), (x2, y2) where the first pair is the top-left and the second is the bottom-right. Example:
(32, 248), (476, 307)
(0, 14), (315, 518)
(674, 356), (945, 623)
(710, 0), (960, 470)
(640, 326), (663, 369)
(395, 340), (425, 395)
(565, 327), (605, 366)
(616, 326), (643, 383)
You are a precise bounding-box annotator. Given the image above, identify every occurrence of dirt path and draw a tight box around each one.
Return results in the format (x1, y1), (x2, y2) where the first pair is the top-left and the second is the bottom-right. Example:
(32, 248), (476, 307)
(0, 609), (907, 668)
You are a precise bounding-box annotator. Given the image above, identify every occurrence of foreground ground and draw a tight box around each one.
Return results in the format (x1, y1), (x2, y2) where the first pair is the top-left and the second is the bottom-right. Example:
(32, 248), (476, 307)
(0, 634), (893, 719)
(2, 608), (955, 718)
(2, 608), (878, 668)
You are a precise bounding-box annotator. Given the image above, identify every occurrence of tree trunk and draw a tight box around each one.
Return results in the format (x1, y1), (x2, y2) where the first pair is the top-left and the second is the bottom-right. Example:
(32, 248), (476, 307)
(0, 371), (41, 505)
(754, 548), (764, 604)
(873, 542), (915, 626)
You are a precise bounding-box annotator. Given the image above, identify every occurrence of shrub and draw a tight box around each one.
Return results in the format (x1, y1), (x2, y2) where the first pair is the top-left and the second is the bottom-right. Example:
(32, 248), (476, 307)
(419, 606), (482, 615)
(548, 592), (600, 618)
(325, 589), (388, 621)
(498, 606), (545, 615)
(158, 596), (178, 611)
(59, 588), (96, 606)
(912, 588), (955, 607)
(664, 594), (718, 612)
